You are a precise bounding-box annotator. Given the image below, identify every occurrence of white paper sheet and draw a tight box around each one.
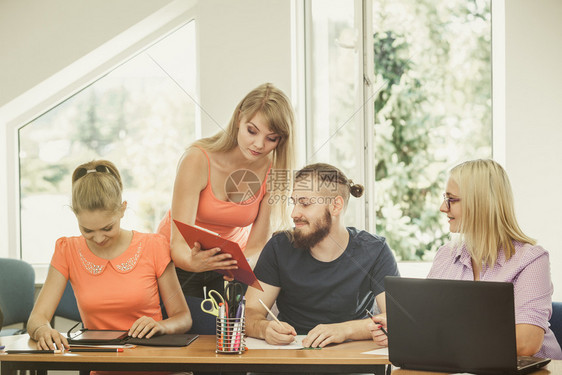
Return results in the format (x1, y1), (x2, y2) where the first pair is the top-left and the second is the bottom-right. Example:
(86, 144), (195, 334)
(245, 335), (306, 349)
(362, 347), (389, 355)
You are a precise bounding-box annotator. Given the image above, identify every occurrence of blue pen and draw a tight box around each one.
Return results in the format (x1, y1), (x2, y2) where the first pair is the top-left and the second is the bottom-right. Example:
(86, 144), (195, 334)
(235, 297), (245, 318)
(229, 299), (243, 351)
(0, 345), (5, 350)
(233, 297), (245, 351)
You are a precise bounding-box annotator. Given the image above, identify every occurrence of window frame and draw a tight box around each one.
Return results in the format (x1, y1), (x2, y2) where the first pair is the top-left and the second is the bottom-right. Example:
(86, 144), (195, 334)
(1, 6), (197, 272)
(302, 0), (375, 231)
(302, 0), (495, 265)
(303, 0), (370, 230)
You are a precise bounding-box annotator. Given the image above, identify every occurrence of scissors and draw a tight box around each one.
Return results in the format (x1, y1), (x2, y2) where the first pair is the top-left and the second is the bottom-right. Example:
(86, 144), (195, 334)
(225, 282), (244, 317)
(201, 289), (226, 317)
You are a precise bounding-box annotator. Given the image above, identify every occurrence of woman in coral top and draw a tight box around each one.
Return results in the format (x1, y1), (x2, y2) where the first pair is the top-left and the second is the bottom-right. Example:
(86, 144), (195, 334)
(157, 83), (296, 298)
(28, 160), (191, 351)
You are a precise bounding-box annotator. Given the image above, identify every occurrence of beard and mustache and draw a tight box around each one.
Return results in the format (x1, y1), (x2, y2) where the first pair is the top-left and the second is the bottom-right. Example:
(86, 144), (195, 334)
(291, 208), (332, 249)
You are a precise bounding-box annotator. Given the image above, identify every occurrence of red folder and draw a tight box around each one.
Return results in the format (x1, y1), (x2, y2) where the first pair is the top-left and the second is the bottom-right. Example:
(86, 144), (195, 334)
(173, 220), (263, 291)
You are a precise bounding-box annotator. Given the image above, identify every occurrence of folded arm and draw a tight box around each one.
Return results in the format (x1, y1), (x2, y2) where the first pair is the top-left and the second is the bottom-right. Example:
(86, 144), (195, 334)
(516, 324), (545, 356)
(303, 292), (387, 348)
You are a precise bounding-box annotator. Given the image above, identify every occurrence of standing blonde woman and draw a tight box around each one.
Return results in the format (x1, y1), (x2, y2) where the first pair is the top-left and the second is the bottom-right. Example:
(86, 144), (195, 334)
(371, 159), (562, 359)
(158, 83), (296, 298)
(28, 160), (191, 353)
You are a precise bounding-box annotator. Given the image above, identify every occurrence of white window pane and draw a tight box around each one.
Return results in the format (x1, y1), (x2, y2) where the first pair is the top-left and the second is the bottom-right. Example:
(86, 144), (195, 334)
(19, 22), (196, 264)
(308, 0), (364, 227)
(372, 0), (491, 260)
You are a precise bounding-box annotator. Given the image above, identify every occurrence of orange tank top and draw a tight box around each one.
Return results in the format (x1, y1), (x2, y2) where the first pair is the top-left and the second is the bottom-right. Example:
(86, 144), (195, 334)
(158, 147), (271, 251)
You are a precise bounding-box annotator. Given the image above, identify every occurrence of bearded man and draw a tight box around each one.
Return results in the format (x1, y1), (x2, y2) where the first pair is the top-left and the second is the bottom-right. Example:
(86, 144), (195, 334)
(245, 163), (399, 348)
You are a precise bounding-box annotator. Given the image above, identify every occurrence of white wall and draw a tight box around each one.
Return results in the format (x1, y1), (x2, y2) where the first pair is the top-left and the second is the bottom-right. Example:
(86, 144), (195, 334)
(197, 0), (293, 136)
(501, 0), (562, 301)
(0, 0), (181, 109)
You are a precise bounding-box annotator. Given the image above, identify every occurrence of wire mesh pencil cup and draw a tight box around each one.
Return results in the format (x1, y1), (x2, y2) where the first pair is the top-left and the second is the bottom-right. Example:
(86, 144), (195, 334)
(216, 316), (246, 354)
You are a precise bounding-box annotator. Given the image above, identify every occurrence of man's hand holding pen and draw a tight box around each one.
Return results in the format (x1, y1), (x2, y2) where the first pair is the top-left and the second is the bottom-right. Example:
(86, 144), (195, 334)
(367, 311), (388, 347)
(264, 320), (297, 345)
(257, 298), (296, 345)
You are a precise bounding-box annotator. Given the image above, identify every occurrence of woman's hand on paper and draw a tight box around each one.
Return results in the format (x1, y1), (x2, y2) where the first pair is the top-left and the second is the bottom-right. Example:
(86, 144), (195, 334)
(34, 326), (69, 350)
(189, 242), (238, 273)
(264, 320), (297, 345)
(369, 313), (388, 347)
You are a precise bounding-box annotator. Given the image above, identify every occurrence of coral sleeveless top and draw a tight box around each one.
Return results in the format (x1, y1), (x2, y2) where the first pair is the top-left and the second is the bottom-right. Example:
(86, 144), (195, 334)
(158, 147), (271, 251)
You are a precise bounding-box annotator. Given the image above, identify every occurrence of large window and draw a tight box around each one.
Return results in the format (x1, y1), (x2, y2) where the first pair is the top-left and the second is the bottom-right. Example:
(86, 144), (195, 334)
(307, 0), (491, 261)
(306, 0), (365, 227)
(18, 22), (197, 264)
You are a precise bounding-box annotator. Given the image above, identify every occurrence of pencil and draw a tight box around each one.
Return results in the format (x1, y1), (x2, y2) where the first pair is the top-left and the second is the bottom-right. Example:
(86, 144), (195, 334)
(258, 299), (284, 329)
(69, 348), (124, 352)
(5, 349), (62, 354)
(365, 309), (388, 337)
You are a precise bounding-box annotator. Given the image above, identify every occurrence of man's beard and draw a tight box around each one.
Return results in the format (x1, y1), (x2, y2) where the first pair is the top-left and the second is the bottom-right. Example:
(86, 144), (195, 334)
(292, 209), (332, 249)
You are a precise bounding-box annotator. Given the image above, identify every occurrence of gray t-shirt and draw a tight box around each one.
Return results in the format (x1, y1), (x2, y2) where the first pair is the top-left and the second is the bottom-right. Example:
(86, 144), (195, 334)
(254, 227), (399, 335)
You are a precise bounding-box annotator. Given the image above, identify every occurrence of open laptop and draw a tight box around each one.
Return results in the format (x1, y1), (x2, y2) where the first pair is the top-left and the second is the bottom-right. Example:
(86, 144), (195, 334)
(385, 276), (551, 374)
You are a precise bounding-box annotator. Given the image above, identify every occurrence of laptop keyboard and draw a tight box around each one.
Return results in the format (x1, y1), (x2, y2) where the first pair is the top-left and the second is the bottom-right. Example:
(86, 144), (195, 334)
(517, 356), (541, 368)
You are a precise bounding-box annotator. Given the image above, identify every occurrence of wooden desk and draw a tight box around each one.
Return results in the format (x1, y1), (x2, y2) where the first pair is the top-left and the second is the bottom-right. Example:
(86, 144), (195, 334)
(0, 334), (389, 374)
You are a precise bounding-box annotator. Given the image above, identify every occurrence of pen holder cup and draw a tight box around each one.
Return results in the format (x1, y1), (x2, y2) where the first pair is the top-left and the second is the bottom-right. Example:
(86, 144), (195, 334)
(216, 316), (245, 354)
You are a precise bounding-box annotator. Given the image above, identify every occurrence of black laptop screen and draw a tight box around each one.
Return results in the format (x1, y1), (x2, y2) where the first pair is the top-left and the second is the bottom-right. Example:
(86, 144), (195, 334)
(385, 277), (518, 374)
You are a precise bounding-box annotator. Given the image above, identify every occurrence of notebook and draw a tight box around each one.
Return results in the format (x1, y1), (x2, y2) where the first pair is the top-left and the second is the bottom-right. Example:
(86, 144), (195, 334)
(68, 329), (199, 347)
(173, 219), (263, 290)
(385, 276), (551, 374)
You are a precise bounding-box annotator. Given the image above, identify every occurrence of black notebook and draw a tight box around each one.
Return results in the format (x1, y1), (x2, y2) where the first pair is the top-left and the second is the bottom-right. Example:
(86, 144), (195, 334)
(68, 329), (199, 347)
(385, 277), (551, 375)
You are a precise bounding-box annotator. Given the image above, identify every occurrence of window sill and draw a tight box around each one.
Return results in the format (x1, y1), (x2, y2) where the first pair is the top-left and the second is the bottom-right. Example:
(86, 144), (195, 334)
(33, 264), (50, 286)
(33, 262), (432, 286)
(397, 261), (432, 278)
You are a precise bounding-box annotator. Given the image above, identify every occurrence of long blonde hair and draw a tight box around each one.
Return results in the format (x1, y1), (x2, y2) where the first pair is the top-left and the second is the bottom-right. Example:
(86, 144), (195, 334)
(71, 160), (123, 214)
(193, 83), (296, 229)
(450, 159), (535, 267)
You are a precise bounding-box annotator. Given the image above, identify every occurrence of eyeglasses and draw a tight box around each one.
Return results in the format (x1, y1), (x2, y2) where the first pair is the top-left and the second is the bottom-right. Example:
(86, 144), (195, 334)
(75, 165), (110, 180)
(442, 194), (460, 210)
(67, 320), (84, 340)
